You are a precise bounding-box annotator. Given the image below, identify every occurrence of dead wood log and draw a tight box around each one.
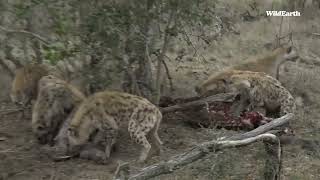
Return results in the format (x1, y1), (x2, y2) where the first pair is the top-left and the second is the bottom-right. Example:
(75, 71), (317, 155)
(227, 113), (293, 141)
(114, 133), (282, 180)
(0, 108), (24, 116)
(160, 93), (236, 113)
(113, 113), (291, 180)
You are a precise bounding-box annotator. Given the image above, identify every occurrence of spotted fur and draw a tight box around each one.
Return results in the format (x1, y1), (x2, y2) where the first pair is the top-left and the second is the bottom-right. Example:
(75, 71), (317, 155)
(195, 45), (298, 96)
(225, 71), (296, 117)
(32, 75), (85, 145)
(66, 91), (162, 162)
(10, 64), (49, 106)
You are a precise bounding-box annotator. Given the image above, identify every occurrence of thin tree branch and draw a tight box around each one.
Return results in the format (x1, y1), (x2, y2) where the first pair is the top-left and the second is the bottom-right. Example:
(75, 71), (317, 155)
(160, 59), (174, 92)
(0, 25), (50, 46)
(0, 58), (15, 77)
(311, 32), (320, 36)
(153, 10), (174, 104)
(180, 27), (208, 63)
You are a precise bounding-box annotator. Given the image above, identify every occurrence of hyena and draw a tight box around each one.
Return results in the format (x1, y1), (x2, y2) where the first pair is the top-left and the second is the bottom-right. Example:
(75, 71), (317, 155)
(195, 45), (298, 96)
(10, 64), (49, 106)
(66, 91), (163, 162)
(32, 75), (85, 145)
(223, 70), (296, 117)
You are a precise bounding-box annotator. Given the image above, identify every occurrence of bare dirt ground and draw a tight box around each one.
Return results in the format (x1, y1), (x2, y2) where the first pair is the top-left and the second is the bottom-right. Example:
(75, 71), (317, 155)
(0, 100), (233, 180)
(1, 1), (320, 180)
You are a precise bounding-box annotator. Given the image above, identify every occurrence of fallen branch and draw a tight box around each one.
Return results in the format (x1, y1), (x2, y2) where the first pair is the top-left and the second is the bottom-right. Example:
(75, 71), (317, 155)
(0, 25), (50, 46)
(160, 93), (236, 113)
(227, 113), (293, 141)
(113, 109), (292, 180)
(114, 133), (282, 180)
(311, 33), (320, 36)
(114, 162), (130, 180)
(0, 108), (24, 116)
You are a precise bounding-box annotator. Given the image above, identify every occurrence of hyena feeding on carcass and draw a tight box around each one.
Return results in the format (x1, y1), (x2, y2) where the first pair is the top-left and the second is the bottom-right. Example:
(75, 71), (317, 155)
(55, 91), (163, 163)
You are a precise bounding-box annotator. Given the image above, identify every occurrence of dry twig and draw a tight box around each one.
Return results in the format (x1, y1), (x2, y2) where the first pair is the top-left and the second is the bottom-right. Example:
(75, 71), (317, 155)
(114, 162), (130, 180)
(161, 59), (174, 92)
(0, 25), (50, 46)
(0, 108), (24, 116)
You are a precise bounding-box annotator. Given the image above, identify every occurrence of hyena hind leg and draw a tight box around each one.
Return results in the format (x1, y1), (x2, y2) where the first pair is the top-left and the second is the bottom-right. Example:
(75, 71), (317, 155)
(148, 118), (163, 155)
(129, 122), (152, 162)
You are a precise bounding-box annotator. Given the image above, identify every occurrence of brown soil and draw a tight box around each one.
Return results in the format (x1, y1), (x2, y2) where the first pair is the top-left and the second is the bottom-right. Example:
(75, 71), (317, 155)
(1, 1), (320, 180)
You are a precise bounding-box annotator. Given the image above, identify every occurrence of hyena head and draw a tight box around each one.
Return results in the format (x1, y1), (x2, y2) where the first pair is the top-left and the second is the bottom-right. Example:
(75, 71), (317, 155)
(66, 101), (111, 156)
(32, 85), (74, 145)
(274, 45), (299, 62)
(66, 107), (93, 155)
(38, 75), (66, 89)
(195, 74), (230, 96)
(32, 103), (57, 145)
(10, 64), (49, 106)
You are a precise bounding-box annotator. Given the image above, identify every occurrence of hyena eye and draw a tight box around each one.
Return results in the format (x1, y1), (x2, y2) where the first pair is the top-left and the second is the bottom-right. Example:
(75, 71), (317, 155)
(37, 125), (45, 131)
(68, 128), (78, 137)
(286, 46), (292, 53)
(221, 79), (227, 84)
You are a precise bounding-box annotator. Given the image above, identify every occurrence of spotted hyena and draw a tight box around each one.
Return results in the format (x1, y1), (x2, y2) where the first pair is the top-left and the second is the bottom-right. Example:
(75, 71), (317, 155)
(10, 64), (49, 106)
(32, 75), (85, 145)
(66, 91), (162, 162)
(223, 70), (296, 117)
(195, 45), (298, 96)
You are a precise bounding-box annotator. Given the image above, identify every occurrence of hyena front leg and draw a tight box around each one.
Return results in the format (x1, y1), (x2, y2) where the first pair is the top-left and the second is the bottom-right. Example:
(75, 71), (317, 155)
(99, 108), (119, 158)
(98, 129), (118, 158)
(80, 127), (118, 164)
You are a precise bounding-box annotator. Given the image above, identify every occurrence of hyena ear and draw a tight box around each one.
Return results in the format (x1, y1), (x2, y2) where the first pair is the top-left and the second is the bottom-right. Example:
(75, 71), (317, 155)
(194, 86), (201, 94)
(240, 80), (251, 88)
(37, 125), (45, 131)
(286, 46), (292, 54)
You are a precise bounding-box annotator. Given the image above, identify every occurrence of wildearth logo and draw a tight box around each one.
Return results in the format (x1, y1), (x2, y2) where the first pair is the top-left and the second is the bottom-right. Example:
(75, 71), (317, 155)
(266, 11), (301, 16)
